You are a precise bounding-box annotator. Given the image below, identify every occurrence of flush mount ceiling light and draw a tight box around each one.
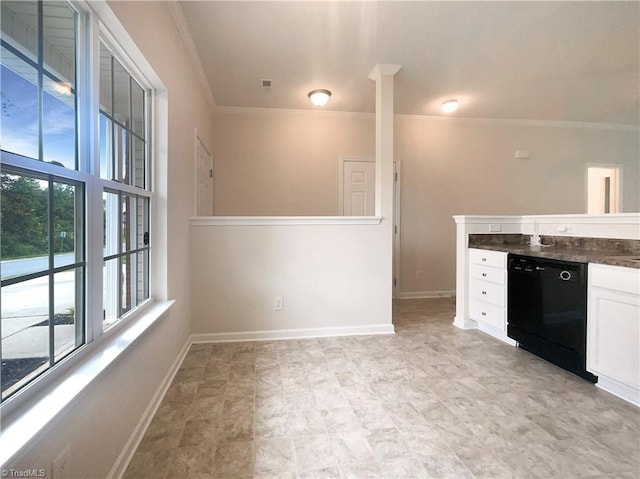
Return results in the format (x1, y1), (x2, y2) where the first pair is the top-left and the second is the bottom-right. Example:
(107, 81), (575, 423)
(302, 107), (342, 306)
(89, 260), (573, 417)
(308, 89), (331, 106)
(441, 99), (459, 113)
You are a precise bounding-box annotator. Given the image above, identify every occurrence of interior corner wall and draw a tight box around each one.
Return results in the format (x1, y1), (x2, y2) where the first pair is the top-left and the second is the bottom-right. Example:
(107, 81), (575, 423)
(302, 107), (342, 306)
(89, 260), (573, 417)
(395, 117), (639, 294)
(211, 110), (375, 216)
(6, 2), (215, 478)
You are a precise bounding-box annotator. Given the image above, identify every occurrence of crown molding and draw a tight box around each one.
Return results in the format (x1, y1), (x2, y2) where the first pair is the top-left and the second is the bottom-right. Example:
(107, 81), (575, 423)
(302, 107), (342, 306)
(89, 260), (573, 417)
(396, 113), (639, 132)
(167, 1), (216, 114)
(213, 105), (375, 120)
(213, 105), (637, 131)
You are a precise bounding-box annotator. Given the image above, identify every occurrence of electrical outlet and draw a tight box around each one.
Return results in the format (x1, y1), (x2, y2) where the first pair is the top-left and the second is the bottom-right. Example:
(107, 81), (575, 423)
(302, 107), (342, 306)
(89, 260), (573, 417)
(490, 224), (502, 232)
(53, 444), (71, 479)
(415, 270), (423, 280)
(274, 296), (283, 311)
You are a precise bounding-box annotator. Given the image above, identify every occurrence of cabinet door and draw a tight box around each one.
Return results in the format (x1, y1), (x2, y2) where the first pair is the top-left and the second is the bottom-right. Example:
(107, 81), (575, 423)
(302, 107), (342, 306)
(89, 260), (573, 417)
(588, 288), (640, 389)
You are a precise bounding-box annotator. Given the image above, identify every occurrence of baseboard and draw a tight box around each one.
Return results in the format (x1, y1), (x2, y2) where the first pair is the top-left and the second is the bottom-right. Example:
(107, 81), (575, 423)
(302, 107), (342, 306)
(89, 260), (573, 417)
(107, 337), (193, 479)
(397, 290), (456, 299)
(191, 323), (395, 343)
(477, 321), (517, 346)
(453, 315), (477, 330)
(596, 375), (640, 407)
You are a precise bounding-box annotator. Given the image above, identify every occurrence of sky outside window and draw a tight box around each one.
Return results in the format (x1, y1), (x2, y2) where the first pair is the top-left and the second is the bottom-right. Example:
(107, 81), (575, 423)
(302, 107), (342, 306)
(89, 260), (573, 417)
(1, 0), (77, 168)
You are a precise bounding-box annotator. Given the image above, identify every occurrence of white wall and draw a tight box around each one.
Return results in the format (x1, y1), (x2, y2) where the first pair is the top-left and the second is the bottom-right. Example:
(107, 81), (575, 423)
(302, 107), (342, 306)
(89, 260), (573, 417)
(212, 109), (374, 216)
(197, 81), (397, 340)
(395, 116), (639, 295)
(190, 219), (393, 338)
(6, 2), (215, 477)
(209, 109), (639, 296)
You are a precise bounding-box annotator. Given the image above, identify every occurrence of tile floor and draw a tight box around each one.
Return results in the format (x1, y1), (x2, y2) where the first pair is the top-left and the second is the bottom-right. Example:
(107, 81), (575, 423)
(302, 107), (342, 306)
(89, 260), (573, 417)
(124, 298), (640, 478)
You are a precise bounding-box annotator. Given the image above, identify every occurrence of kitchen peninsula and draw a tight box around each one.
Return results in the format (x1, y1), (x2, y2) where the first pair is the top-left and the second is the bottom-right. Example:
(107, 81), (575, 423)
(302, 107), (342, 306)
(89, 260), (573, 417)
(454, 214), (640, 406)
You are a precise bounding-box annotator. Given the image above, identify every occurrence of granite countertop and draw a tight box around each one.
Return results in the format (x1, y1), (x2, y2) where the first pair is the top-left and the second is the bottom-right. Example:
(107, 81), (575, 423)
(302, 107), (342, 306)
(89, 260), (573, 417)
(469, 234), (640, 269)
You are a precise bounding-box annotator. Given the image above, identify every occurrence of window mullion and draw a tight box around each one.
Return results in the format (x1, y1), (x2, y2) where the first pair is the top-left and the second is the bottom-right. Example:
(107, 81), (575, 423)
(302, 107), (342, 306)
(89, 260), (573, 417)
(37, 1), (44, 163)
(84, 13), (104, 342)
(117, 192), (123, 317)
(111, 55), (116, 181)
(48, 176), (55, 367)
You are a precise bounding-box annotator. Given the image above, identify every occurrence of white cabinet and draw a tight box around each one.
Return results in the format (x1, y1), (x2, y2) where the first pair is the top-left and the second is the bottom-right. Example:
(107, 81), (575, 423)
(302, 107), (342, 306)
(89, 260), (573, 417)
(587, 264), (640, 406)
(468, 249), (510, 341)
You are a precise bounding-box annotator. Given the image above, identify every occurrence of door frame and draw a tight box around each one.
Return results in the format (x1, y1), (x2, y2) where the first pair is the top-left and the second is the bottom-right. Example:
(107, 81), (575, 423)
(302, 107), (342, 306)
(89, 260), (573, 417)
(194, 128), (213, 216)
(585, 163), (623, 214)
(393, 160), (401, 299)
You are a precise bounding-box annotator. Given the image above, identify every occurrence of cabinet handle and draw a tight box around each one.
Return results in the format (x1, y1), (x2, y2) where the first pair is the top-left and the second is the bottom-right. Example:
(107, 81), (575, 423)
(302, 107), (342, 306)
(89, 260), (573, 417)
(482, 258), (487, 262)
(482, 291), (487, 295)
(482, 312), (487, 316)
(482, 273), (487, 277)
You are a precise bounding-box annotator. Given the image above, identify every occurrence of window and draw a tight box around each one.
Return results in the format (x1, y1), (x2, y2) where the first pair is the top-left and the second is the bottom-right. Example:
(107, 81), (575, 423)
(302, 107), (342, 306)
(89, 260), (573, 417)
(1, 1), (77, 169)
(99, 41), (150, 329)
(1, 167), (84, 399)
(1, 0), (152, 403)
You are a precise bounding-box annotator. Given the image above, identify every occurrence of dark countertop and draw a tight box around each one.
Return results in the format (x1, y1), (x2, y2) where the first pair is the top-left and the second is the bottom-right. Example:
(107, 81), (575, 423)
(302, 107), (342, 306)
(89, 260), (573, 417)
(469, 234), (640, 269)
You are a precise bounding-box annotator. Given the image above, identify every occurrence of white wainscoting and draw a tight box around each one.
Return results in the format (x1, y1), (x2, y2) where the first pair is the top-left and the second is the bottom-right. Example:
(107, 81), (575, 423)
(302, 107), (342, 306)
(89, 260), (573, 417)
(190, 217), (394, 338)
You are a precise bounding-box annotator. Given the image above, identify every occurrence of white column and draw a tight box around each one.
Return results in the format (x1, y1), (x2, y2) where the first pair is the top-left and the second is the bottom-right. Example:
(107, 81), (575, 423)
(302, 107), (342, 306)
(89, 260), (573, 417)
(368, 64), (400, 311)
(368, 64), (400, 220)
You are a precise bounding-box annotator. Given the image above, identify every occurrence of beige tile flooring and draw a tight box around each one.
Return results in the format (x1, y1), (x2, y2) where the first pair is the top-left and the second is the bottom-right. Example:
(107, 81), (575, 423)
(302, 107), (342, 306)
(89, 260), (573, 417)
(124, 298), (640, 478)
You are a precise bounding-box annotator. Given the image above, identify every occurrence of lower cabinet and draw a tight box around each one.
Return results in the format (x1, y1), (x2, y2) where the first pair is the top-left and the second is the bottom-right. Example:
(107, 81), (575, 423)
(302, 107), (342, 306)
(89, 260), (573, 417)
(468, 248), (512, 343)
(587, 263), (640, 405)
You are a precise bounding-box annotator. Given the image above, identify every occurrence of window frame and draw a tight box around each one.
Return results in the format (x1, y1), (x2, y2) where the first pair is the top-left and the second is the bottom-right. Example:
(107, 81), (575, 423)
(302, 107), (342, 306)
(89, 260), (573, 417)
(0, 163), (86, 400)
(0, 0), (158, 411)
(98, 33), (153, 331)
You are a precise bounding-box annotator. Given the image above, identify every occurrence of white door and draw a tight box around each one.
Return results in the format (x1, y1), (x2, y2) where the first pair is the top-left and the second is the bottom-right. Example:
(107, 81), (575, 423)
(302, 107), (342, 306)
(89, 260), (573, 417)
(340, 159), (401, 298)
(341, 160), (375, 216)
(587, 166), (620, 214)
(195, 136), (213, 216)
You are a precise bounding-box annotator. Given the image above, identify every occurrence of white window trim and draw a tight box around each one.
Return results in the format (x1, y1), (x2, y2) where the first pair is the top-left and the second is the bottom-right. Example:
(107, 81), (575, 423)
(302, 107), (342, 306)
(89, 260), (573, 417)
(0, 0), (170, 464)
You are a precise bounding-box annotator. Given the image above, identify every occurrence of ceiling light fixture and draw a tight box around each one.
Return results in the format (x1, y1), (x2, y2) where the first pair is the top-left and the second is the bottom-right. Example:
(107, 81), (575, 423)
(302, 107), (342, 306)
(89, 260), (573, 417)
(441, 99), (458, 113)
(308, 89), (331, 107)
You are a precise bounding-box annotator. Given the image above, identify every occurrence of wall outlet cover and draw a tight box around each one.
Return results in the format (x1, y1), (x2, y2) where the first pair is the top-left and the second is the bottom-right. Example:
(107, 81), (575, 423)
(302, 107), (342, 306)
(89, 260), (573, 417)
(274, 296), (283, 311)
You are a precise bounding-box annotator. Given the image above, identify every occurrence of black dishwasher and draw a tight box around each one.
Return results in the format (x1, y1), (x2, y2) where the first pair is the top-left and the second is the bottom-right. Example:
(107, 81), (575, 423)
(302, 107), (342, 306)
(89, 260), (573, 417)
(507, 254), (597, 382)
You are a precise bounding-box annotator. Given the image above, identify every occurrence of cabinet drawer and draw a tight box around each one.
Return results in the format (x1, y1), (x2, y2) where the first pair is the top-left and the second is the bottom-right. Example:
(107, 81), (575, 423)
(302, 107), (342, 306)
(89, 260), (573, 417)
(590, 264), (640, 296)
(470, 262), (506, 286)
(469, 248), (507, 269)
(470, 299), (506, 330)
(470, 279), (505, 308)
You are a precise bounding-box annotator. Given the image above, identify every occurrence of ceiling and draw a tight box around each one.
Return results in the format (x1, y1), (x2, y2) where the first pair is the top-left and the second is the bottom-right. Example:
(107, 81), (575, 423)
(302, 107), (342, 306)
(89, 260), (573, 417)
(178, 1), (639, 125)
